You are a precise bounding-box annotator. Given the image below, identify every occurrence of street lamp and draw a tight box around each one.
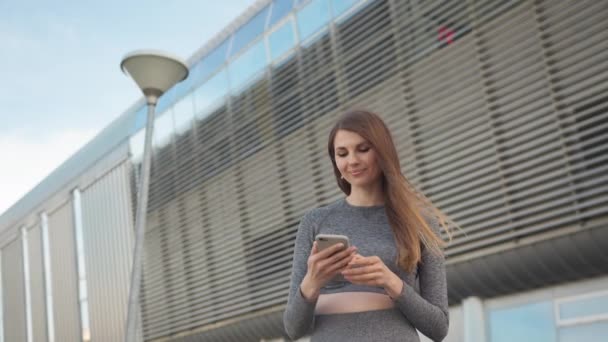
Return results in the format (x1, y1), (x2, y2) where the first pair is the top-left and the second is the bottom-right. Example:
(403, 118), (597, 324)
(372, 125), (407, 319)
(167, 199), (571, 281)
(121, 50), (188, 342)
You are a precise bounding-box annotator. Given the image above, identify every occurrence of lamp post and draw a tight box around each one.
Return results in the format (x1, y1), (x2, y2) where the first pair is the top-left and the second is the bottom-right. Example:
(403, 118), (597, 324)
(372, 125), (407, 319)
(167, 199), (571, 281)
(121, 50), (188, 342)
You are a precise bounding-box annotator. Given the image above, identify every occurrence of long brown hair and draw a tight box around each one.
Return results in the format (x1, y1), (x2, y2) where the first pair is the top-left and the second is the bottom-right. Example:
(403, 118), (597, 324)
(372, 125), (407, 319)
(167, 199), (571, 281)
(327, 110), (453, 272)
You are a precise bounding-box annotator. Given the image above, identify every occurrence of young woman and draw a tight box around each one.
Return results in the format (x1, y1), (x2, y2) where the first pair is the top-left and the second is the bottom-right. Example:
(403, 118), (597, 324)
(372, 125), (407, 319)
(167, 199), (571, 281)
(283, 110), (452, 341)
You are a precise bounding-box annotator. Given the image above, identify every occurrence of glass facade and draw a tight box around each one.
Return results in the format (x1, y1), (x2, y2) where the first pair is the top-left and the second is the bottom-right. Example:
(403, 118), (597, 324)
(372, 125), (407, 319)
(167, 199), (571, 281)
(296, 0), (330, 41)
(268, 19), (296, 61)
(128, 0), (370, 135)
(557, 292), (608, 321)
(559, 322), (608, 342)
(153, 108), (174, 149)
(228, 39), (267, 92)
(488, 301), (556, 342)
(229, 5), (270, 57)
(330, 0), (359, 17)
(172, 93), (195, 135)
(488, 289), (608, 342)
(194, 69), (229, 118)
(268, 0), (293, 27)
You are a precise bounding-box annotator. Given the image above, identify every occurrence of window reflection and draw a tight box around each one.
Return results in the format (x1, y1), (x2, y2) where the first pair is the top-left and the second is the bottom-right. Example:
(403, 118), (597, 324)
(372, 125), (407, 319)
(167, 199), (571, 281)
(269, 19), (296, 61)
(297, 0), (330, 41)
(132, 106), (147, 133)
(488, 301), (556, 342)
(153, 111), (175, 148)
(195, 39), (230, 84)
(155, 86), (176, 115)
(268, 0), (293, 28)
(230, 6), (270, 57)
(129, 129), (145, 163)
(194, 69), (229, 120)
(173, 64), (195, 100)
(173, 93), (195, 134)
(558, 293), (608, 321)
(559, 322), (608, 342)
(228, 40), (267, 93)
(331, 0), (359, 18)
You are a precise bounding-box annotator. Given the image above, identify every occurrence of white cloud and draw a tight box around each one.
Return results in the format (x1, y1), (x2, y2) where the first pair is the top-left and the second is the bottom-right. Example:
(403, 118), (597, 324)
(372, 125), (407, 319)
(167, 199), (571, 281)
(0, 129), (97, 215)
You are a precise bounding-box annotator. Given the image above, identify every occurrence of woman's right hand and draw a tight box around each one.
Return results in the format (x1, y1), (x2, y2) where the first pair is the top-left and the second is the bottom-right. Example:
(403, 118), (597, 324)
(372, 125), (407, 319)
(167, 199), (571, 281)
(300, 241), (357, 301)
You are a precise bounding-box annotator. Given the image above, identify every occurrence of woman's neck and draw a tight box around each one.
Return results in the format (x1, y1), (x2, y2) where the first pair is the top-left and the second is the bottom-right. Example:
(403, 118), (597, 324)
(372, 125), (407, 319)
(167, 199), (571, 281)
(347, 184), (384, 207)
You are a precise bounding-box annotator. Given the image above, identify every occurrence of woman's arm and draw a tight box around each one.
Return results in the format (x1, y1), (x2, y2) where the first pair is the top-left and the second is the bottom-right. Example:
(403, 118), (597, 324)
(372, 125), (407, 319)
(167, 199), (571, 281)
(283, 212), (317, 340)
(391, 245), (449, 342)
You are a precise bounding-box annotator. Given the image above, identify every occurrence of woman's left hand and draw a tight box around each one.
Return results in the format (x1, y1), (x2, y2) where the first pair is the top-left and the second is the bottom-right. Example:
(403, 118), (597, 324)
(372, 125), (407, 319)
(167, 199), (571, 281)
(341, 254), (404, 299)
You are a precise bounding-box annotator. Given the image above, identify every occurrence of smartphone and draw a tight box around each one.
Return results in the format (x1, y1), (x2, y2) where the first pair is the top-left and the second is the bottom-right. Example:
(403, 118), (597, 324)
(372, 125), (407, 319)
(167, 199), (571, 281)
(315, 234), (350, 253)
(315, 234), (351, 284)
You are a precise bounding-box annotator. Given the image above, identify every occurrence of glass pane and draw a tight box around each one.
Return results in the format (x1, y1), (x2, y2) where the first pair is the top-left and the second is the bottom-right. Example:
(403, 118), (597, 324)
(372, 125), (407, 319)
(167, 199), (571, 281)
(228, 40), (267, 92)
(173, 64), (195, 99)
(156, 86), (176, 114)
(297, 0), (330, 41)
(194, 69), (229, 119)
(129, 128), (145, 163)
(268, 0), (294, 27)
(230, 6), (270, 57)
(193, 38), (230, 84)
(153, 110), (174, 148)
(559, 322), (608, 342)
(488, 301), (556, 342)
(331, 0), (358, 17)
(132, 106), (147, 133)
(269, 19), (296, 60)
(173, 93), (195, 134)
(559, 294), (608, 320)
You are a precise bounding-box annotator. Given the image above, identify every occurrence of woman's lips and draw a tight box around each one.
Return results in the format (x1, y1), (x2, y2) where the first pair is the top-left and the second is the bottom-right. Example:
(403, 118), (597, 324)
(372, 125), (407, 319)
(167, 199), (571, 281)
(350, 169), (366, 176)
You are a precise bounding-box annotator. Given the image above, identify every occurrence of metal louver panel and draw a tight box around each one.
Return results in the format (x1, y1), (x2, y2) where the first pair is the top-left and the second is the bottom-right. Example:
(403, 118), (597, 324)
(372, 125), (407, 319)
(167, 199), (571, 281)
(2, 238), (27, 342)
(135, 0), (608, 340)
(48, 201), (81, 342)
(81, 161), (134, 341)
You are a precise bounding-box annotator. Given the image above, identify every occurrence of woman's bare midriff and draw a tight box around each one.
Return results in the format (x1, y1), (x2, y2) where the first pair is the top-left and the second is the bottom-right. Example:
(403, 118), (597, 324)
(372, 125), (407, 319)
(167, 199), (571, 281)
(315, 292), (395, 315)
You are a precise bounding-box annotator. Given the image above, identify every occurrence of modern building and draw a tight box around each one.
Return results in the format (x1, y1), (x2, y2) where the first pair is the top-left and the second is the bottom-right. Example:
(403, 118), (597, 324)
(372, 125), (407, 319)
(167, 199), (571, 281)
(1, 0), (607, 341)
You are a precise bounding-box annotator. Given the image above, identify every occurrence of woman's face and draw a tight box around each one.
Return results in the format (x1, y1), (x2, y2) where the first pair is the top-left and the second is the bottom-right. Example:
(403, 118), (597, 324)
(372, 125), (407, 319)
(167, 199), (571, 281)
(333, 129), (382, 188)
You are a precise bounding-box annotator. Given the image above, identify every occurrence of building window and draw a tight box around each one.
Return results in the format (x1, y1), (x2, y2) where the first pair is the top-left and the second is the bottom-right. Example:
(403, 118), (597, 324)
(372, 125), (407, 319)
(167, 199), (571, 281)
(268, 0), (293, 28)
(488, 301), (556, 342)
(268, 18), (296, 61)
(229, 5), (270, 58)
(194, 69), (229, 120)
(229, 40), (268, 93)
(555, 291), (608, 342)
(296, 0), (331, 42)
(330, 0), (360, 18)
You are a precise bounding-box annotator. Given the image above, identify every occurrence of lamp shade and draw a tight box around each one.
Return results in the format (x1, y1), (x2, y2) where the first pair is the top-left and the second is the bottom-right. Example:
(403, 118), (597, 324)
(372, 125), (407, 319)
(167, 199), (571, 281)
(120, 50), (188, 99)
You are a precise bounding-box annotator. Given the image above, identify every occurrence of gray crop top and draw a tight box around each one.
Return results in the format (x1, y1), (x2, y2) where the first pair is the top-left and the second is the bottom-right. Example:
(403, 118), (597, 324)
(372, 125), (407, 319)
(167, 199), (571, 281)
(283, 198), (449, 341)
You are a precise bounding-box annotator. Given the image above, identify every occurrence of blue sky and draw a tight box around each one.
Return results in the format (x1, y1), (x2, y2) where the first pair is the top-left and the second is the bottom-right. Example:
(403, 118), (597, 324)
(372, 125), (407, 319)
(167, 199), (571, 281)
(0, 0), (253, 214)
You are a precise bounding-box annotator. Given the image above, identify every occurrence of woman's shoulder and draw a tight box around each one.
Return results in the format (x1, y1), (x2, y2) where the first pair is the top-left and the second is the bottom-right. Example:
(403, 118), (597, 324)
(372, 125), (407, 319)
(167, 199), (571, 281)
(300, 199), (343, 228)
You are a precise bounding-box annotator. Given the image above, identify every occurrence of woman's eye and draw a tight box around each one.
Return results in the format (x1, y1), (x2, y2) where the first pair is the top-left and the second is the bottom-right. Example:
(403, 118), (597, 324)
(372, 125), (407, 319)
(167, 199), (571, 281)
(337, 153), (347, 158)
